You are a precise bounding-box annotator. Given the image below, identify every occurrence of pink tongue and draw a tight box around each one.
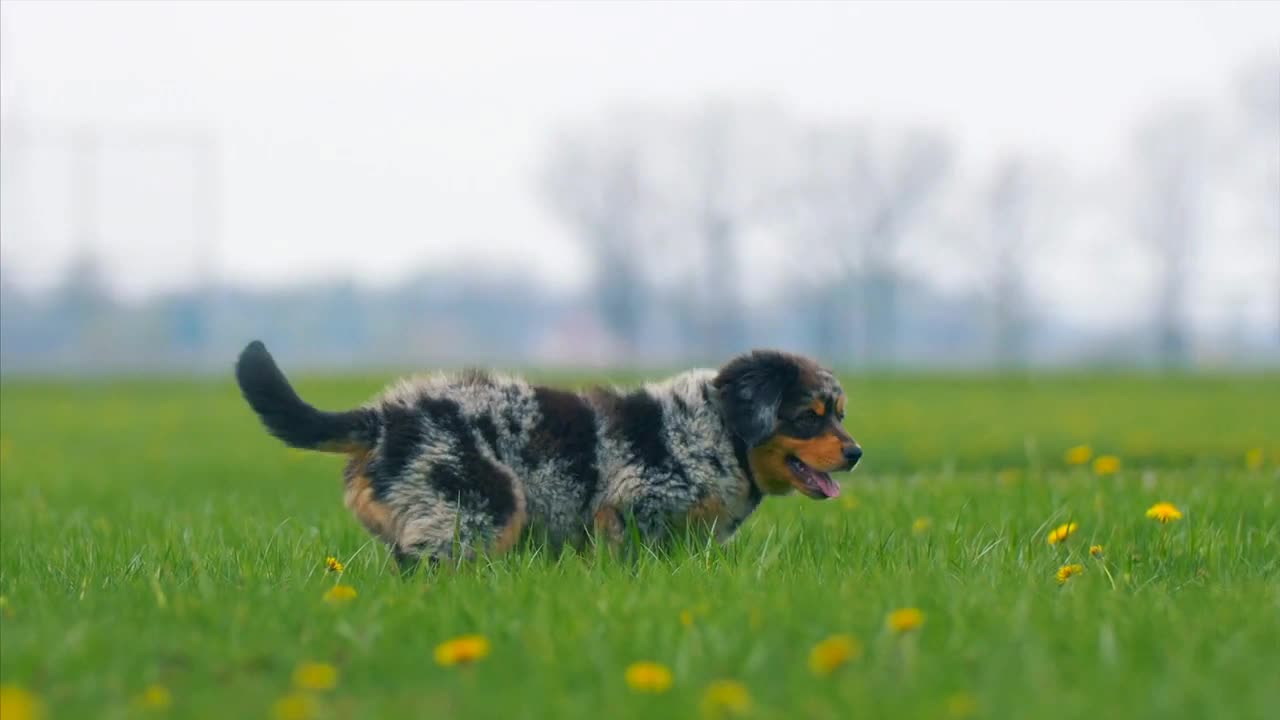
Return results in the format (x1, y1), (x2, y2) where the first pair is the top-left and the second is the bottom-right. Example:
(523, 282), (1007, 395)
(813, 473), (841, 498)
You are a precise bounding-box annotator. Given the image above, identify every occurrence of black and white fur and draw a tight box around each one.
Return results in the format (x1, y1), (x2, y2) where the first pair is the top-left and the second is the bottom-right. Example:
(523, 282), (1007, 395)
(235, 341), (860, 569)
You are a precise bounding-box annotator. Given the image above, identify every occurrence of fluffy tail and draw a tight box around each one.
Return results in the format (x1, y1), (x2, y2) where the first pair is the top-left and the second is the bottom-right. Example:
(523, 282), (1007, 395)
(235, 341), (376, 453)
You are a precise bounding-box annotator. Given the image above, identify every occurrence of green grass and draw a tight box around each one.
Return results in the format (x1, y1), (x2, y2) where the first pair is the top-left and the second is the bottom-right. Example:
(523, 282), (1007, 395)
(1, 373), (1278, 719)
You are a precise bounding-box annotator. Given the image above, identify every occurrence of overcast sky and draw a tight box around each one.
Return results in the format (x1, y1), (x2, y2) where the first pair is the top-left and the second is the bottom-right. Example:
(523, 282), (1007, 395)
(1, 1), (1277, 330)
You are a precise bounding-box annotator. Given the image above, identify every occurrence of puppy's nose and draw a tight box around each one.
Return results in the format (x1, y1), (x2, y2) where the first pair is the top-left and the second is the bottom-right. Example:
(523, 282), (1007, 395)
(843, 445), (863, 468)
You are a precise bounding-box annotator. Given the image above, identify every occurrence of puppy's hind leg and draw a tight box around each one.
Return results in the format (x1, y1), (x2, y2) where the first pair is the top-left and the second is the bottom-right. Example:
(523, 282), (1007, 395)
(392, 460), (528, 570)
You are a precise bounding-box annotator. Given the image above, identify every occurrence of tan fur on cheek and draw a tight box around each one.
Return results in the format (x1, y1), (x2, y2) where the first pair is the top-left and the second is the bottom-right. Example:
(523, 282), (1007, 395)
(780, 433), (846, 472)
(748, 438), (799, 495)
(748, 432), (849, 495)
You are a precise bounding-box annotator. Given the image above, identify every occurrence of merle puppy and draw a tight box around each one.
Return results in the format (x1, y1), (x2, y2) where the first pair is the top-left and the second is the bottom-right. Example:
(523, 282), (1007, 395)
(236, 342), (861, 568)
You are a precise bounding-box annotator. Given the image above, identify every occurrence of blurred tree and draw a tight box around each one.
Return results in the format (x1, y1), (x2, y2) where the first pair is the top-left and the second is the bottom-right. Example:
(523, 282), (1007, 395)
(1234, 58), (1280, 342)
(53, 250), (114, 358)
(1134, 107), (1208, 368)
(785, 127), (951, 365)
(541, 128), (651, 354)
(666, 103), (786, 359)
(984, 159), (1034, 367)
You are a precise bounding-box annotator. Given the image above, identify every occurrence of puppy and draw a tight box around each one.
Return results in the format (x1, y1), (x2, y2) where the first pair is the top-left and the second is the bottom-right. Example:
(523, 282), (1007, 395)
(235, 342), (861, 568)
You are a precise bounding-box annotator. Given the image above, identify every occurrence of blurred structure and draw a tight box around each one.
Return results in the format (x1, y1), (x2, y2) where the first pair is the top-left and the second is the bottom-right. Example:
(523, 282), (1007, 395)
(0, 4), (1277, 373)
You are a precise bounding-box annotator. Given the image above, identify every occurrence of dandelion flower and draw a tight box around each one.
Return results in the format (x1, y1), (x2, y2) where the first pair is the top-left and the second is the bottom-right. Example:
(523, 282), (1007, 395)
(911, 517), (932, 534)
(624, 661), (673, 693)
(322, 584), (357, 605)
(808, 634), (861, 676)
(1245, 448), (1264, 471)
(1092, 455), (1120, 475)
(1046, 522), (1079, 545)
(292, 662), (338, 691)
(0, 685), (43, 720)
(700, 680), (752, 718)
(945, 692), (978, 719)
(272, 692), (316, 720)
(1089, 544), (1104, 558)
(133, 684), (171, 711)
(1064, 444), (1093, 465)
(680, 609), (695, 628)
(996, 468), (1021, 486)
(324, 557), (344, 574)
(1056, 563), (1085, 584)
(887, 607), (925, 633)
(1145, 502), (1183, 524)
(434, 635), (491, 667)
(841, 495), (859, 511)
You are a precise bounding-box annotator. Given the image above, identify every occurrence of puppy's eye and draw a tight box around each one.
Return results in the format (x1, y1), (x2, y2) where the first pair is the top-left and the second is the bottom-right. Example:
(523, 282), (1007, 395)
(796, 410), (823, 428)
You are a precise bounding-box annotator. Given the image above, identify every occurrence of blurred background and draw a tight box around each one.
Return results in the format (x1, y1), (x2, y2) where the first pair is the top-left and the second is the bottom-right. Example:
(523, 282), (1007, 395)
(0, 0), (1276, 374)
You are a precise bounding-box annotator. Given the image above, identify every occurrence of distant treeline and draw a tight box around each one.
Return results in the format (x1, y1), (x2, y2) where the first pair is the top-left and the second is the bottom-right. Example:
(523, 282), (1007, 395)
(3, 256), (1272, 375)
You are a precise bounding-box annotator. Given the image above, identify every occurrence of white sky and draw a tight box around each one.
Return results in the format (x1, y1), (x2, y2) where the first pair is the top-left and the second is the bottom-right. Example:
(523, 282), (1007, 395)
(1, 0), (1277, 330)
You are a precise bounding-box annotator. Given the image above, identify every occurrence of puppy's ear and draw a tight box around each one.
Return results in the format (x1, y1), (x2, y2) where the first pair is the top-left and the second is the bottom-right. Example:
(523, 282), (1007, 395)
(713, 351), (798, 447)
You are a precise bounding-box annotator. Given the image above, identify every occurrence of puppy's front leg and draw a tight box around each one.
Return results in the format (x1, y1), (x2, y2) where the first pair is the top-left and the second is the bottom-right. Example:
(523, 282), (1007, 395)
(592, 505), (625, 547)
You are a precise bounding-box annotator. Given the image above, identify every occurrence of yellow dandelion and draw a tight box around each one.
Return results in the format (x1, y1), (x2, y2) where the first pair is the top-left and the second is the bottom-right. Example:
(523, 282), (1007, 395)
(133, 684), (171, 711)
(434, 634), (491, 667)
(322, 584), (357, 605)
(1089, 544), (1104, 558)
(272, 692), (316, 720)
(840, 495), (859, 511)
(0, 685), (43, 720)
(680, 609), (695, 628)
(996, 468), (1021, 486)
(1056, 563), (1085, 584)
(292, 662), (338, 691)
(1245, 448), (1264, 471)
(1046, 521), (1079, 545)
(700, 679), (752, 718)
(624, 661), (673, 693)
(1064, 444), (1093, 465)
(1145, 502), (1183, 524)
(887, 607), (925, 633)
(324, 557), (344, 574)
(1092, 455), (1120, 475)
(911, 517), (932, 534)
(945, 692), (978, 719)
(808, 634), (861, 676)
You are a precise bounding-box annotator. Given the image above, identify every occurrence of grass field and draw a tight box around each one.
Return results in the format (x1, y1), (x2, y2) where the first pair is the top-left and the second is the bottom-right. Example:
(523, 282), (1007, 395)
(1, 372), (1278, 719)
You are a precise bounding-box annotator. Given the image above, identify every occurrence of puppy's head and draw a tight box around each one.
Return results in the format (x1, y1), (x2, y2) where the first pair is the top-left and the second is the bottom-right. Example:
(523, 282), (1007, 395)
(713, 350), (861, 500)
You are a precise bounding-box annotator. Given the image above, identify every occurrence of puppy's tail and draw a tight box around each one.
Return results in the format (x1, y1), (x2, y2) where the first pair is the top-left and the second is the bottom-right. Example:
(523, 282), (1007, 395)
(235, 341), (377, 453)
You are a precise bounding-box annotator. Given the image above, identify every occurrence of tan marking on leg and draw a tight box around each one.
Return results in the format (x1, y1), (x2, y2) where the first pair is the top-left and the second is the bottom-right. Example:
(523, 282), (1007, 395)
(688, 495), (729, 528)
(342, 452), (395, 544)
(492, 507), (527, 553)
(686, 495), (738, 540)
(491, 465), (528, 554)
(593, 506), (624, 545)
